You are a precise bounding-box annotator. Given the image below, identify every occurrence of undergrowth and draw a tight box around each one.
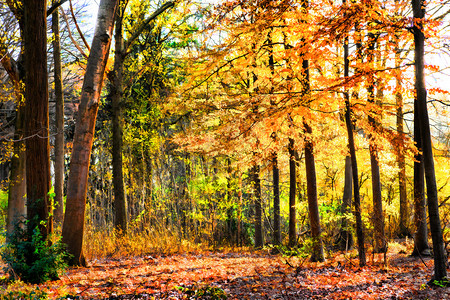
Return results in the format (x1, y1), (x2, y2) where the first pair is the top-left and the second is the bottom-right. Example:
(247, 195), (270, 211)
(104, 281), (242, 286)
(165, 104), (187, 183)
(1, 223), (70, 284)
(82, 223), (240, 260)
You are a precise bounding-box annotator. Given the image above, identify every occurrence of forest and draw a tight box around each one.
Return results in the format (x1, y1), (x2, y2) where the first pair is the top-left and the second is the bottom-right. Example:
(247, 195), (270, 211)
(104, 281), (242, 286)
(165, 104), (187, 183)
(0, 0), (450, 298)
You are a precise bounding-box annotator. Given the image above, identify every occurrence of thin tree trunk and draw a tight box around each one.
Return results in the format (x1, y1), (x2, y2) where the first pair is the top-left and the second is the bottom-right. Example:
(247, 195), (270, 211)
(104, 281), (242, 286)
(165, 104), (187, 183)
(111, 4), (127, 233)
(288, 137), (297, 248)
(253, 164), (263, 249)
(396, 54), (409, 238)
(338, 155), (353, 250)
(273, 153), (281, 245)
(412, 0), (447, 282)
(7, 105), (26, 235)
(24, 0), (52, 239)
(304, 122), (324, 262)
(2, 50), (26, 236)
(52, 3), (65, 226)
(343, 9), (365, 265)
(268, 29), (280, 247)
(412, 97), (430, 256)
(62, 0), (118, 266)
(367, 33), (386, 253)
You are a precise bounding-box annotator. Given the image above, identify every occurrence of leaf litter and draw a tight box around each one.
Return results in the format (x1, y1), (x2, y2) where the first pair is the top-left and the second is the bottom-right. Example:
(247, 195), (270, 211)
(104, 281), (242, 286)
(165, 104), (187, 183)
(1, 249), (449, 299)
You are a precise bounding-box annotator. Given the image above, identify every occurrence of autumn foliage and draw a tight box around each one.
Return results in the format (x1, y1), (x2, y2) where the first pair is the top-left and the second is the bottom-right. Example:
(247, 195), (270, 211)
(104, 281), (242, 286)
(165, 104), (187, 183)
(0, 0), (450, 297)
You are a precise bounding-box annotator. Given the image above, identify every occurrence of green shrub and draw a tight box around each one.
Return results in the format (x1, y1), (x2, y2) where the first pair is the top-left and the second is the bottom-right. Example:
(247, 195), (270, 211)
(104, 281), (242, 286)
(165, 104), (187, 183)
(1, 222), (71, 284)
(175, 285), (227, 299)
(0, 280), (48, 299)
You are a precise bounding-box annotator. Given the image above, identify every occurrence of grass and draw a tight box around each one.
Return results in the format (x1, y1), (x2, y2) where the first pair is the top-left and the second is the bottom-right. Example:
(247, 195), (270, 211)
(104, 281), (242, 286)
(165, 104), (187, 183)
(83, 223), (218, 260)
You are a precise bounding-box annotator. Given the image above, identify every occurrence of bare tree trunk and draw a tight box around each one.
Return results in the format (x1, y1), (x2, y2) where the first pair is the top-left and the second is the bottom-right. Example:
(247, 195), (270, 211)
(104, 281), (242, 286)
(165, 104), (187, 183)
(62, 0), (118, 266)
(343, 7), (365, 265)
(396, 47), (409, 238)
(24, 0), (52, 239)
(7, 105), (26, 235)
(412, 97), (430, 256)
(367, 33), (386, 253)
(288, 137), (296, 248)
(111, 4), (127, 233)
(338, 156), (353, 250)
(1, 47), (26, 236)
(253, 164), (263, 248)
(272, 153), (281, 246)
(304, 122), (324, 262)
(52, 3), (65, 226)
(412, 0), (447, 282)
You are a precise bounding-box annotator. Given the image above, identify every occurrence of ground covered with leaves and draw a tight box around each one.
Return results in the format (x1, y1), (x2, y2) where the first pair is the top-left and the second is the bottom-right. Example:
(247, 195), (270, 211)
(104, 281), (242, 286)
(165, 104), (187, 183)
(1, 246), (449, 299)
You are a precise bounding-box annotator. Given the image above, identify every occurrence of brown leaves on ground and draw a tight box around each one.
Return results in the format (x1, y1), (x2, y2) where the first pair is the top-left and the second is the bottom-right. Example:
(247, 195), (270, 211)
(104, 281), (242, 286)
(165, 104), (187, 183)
(3, 249), (450, 299)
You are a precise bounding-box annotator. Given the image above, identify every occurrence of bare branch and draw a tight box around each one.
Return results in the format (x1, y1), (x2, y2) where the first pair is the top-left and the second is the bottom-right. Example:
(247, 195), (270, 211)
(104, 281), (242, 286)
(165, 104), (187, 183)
(68, 0), (90, 52)
(60, 7), (88, 59)
(46, 0), (69, 17)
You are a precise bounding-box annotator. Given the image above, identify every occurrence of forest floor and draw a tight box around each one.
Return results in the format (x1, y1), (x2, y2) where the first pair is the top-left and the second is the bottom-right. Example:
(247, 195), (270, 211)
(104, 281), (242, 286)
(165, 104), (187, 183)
(1, 242), (450, 299)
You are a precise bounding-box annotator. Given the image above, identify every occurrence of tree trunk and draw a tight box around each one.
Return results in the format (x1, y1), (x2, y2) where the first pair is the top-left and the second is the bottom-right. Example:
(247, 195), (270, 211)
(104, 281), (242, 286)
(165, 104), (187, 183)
(1, 48), (26, 236)
(272, 153), (281, 245)
(412, 98), (430, 256)
(24, 0), (52, 239)
(7, 105), (26, 235)
(111, 5), (127, 233)
(304, 122), (324, 262)
(338, 155), (353, 250)
(412, 0), (447, 282)
(288, 137), (297, 248)
(253, 164), (263, 249)
(62, 0), (118, 266)
(343, 11), (365, 265)
(367, 33), (386, 253)
(52, 3), (65, 226)
(395, 41), (409, 238)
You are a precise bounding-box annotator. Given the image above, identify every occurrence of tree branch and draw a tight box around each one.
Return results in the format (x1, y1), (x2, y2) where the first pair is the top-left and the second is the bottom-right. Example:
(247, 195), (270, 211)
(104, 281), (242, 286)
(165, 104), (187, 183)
(68, 0), (90, 52)
(60, 7), (89, 59)
(124, 1), (175, 51)
(47, 0), (69, 17)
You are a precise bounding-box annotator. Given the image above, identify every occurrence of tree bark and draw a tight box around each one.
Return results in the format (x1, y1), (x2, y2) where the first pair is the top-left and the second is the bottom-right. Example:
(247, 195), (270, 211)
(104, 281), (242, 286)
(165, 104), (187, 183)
(338, 155), (353, 250)
(288, 137), (297, 248)
(253, 164), (263, 249)
(367, 33), (386, 253)
(272, 153), (281, 245)
(1, 42), (26, 236)
(412, 97), (430, 256)
(412, 0), (447, 282)
(343, 10), (365, 265)
(395, 35), (409, 238)
(7, 105), (26, 235)
(62, 0), (118, 266)
(304, 122), (324, 262)
(24, 0), (52, 239)
(111, 3), (127, 233)
(52, 2), (65, 226)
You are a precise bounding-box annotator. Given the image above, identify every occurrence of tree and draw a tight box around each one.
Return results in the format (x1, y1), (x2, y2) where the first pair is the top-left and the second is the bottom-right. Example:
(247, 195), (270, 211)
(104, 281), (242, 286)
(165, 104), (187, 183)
(110, 0), (128, 233)
(304, 122), (324, 261)
(0, 6), (26, 235)
(272, 152), (281, 246)
(108, 0), (175, 233)
(62, 0), (119, 266)
(338, 155), (353, 250)
(343, 0), (365, 265)
(366, 33), (386, 253)
(252, 164), (263, 248)
(52, 0), (65, 226)
(411, 0), (447, 283)
(23, 0), (52, 239)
